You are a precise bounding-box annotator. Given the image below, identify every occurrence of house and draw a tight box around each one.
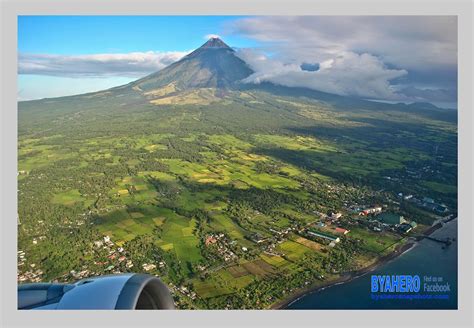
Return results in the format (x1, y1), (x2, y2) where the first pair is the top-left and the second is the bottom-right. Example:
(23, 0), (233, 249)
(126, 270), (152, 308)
(205, 236), (217, 246)
(434, 205), (448, 213)
(308, 230), (340, 243)
(142, 263), (156, 271)
(397, 223), (413, 234)
(376, 213), (406, 225)
(358, 207), (382, 216)
(359, 206), (382, 215)
(334, 227), (350, 235)
(269, 228), (284, 236)
(250, 233), (267, 244)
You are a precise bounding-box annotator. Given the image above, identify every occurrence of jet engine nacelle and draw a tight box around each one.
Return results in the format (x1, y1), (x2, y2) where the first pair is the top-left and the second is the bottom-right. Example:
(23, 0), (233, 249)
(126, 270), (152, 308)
(18, 273), (175, 310)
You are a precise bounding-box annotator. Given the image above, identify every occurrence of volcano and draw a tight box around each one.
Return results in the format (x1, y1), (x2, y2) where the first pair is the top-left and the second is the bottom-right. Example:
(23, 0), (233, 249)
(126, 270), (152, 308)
(130, 37), (253, 92)
(19, 37), (450, 114)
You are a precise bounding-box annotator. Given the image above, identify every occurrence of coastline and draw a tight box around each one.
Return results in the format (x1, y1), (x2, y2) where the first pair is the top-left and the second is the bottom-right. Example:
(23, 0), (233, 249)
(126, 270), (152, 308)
(271, 218), (454, 309)
(269, 215), (457, 310)
(271, 241), (416, 309)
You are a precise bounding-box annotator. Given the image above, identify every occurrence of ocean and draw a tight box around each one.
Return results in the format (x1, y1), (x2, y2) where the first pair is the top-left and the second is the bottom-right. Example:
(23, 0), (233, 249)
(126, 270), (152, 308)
(287, 219), (458, 309)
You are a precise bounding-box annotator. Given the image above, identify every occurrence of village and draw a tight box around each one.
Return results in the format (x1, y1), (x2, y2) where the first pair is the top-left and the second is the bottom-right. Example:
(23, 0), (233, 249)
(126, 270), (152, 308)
(17, 185), (452, 309)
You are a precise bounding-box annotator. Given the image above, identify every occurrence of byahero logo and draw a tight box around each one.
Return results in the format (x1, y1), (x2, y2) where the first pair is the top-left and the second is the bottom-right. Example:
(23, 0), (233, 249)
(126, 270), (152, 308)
(371, 275), (421, 293)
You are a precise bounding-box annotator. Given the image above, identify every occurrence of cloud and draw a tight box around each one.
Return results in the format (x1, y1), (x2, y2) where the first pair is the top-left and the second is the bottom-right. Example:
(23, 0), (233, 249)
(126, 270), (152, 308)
(18, 17), (457, 105)
(228, 16), (457, 103)
(238, 49), (407, 100)
(204, 34), (221, 40)
(229, 16), (456, 71)
(18, 51), (189, 78)
(396, 86), (457, 103)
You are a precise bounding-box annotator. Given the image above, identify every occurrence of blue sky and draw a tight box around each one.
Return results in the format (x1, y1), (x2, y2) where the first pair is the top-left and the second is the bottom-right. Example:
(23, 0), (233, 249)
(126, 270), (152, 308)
(18, 16), (259, 100)
(18, 16), (256, 54)
(18, 16), (258, 100)
(18, 16), (457, 107)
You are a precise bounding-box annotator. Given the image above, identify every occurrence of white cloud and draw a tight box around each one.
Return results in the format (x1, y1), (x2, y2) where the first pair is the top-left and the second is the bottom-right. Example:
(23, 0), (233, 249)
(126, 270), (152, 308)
(238, 49), (407, 100)
(228, 16), (457, 103)
(18, 51), (189, 78)
(18, 17), (457, 105)
(229, 16), (457, 71)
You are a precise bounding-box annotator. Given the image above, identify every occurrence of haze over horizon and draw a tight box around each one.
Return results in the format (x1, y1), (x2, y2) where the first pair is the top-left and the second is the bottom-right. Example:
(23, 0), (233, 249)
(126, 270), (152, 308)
(18, 16), (457, 108)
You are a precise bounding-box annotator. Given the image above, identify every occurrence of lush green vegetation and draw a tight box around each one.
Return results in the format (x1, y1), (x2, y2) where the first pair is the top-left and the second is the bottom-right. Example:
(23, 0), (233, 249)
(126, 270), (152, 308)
(17, 85), (457, 309)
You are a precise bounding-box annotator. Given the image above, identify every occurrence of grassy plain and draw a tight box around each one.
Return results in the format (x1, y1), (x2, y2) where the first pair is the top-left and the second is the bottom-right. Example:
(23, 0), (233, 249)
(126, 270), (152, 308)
(17, 86), (457, 309)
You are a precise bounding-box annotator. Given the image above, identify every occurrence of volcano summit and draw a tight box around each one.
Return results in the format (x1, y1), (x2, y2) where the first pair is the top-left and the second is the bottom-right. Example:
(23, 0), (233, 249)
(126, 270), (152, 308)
(129, 37), (253, 92)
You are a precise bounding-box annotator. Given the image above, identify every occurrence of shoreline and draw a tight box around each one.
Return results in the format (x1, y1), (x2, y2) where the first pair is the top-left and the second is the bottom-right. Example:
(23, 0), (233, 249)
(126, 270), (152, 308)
(271, 241), (416, 309)
(272, 217), (454, 309)
(269, 217), (457, 310)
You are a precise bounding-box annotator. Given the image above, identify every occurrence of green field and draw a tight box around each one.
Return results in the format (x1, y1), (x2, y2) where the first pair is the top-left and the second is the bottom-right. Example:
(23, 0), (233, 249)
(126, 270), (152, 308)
(278, 240), (313, 261)
(348, 227), (402, 254)
(18, 81), (457, 309)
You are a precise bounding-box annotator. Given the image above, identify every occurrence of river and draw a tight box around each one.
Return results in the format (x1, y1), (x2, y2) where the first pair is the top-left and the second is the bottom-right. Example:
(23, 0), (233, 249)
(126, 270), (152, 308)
(287, 219), (458, 309)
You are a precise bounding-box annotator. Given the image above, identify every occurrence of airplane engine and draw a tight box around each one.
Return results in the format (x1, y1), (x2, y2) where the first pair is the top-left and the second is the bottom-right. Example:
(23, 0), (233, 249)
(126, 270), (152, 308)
(18, 273), (175, 310)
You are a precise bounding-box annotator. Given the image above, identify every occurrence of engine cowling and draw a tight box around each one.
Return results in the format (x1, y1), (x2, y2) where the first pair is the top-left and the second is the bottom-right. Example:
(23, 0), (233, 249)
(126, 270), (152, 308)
(18, 273), (175, 310)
